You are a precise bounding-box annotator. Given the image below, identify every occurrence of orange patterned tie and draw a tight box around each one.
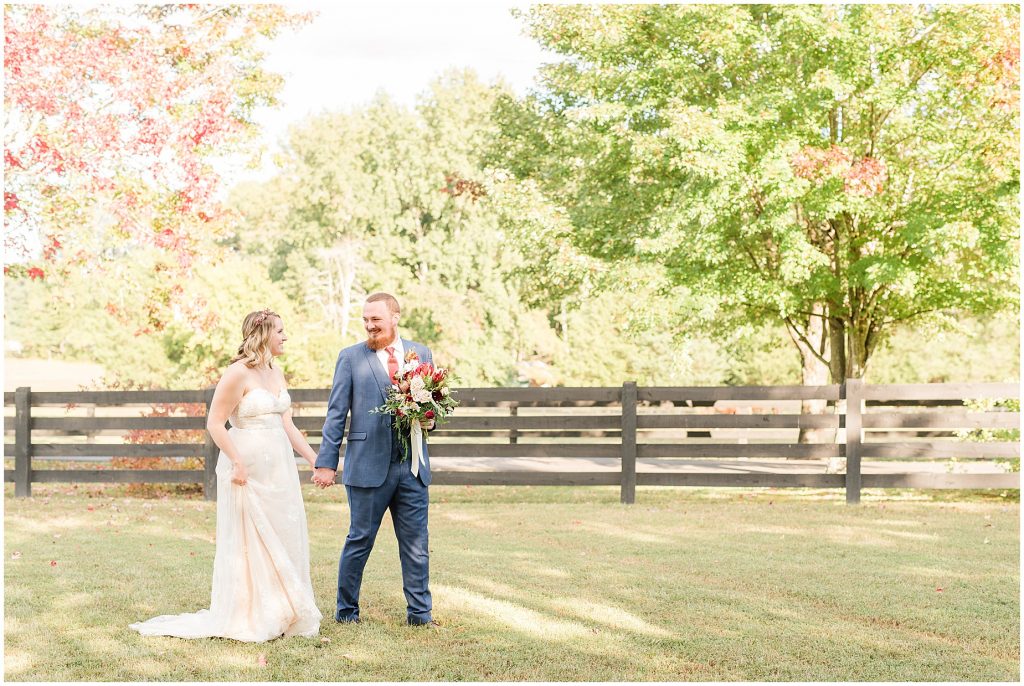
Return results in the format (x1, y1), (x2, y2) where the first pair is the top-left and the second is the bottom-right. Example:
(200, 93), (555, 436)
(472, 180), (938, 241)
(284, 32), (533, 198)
(385, 346), (399, 381)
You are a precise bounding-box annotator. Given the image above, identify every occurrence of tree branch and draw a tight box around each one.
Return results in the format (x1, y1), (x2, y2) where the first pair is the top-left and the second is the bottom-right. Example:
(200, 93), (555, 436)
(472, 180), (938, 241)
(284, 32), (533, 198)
(878, 307), (942, 326)
(784, 316), (832, 367)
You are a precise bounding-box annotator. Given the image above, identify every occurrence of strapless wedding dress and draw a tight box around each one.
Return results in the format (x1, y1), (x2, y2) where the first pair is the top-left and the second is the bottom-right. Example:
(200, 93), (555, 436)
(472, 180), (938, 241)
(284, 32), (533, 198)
(130, 388), (322, 641)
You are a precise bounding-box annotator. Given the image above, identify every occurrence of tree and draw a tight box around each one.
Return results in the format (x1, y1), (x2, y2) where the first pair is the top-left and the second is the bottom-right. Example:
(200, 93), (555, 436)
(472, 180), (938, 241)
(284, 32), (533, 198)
(228, 71), (555, 385)
(496, 4), (1019, 388)
(4, 4), (308, 316)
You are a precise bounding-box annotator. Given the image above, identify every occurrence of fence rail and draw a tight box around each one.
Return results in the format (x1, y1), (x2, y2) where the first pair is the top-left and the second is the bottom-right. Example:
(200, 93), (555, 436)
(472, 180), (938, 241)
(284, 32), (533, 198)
(4, 382), (1019, 503)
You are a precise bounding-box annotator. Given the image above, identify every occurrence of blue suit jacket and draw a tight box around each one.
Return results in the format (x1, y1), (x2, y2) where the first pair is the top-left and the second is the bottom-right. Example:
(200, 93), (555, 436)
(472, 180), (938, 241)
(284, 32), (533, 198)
(315, 339), (432, 487)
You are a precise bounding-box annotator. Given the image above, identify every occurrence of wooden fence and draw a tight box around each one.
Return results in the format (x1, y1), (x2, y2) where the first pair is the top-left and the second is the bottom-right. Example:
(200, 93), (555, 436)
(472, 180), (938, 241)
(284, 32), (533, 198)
(4, 382), (1019, 504)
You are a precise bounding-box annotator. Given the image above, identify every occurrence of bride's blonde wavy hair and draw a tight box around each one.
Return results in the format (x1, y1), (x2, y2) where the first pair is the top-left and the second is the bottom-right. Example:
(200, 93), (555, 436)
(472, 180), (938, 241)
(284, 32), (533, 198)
(230, 309), (280, 369)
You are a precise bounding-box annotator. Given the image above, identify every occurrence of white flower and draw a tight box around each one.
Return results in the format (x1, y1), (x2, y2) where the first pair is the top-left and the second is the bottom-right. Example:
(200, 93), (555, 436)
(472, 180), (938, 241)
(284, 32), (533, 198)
(441, 387), (450, 396)
(410, 375), (431, 403)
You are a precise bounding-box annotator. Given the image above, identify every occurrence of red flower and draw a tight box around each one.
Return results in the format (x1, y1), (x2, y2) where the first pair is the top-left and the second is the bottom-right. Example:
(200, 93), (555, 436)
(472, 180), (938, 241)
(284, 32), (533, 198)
(27, 267), (45, 280)
(396, 409), (405, 418)
(424, 410), (435, 419)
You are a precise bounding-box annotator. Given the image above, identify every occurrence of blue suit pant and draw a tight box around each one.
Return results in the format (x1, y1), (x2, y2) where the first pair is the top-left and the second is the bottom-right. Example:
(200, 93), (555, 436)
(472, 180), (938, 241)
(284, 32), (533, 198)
(336, 458), (431, 624)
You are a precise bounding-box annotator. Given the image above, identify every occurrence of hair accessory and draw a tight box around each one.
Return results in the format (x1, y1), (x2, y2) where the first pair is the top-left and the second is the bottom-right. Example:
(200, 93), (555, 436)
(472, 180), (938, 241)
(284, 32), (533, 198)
(252, 309), (273, 328)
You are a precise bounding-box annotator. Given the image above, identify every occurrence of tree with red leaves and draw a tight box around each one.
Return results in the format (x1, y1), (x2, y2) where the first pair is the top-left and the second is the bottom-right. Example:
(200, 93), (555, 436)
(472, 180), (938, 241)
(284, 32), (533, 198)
(3, 4), (307, 307)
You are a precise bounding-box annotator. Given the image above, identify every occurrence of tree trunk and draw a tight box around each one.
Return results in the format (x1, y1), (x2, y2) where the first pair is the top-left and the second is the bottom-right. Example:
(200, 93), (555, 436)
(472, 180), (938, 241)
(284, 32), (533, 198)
(847, 321), (869, 379)
(828, 312), (847, 383)
(794, 303), (835, 447)
(338, 251), (357, 343)
(315, 240), (363, 343)
(559, 299), (570, 346)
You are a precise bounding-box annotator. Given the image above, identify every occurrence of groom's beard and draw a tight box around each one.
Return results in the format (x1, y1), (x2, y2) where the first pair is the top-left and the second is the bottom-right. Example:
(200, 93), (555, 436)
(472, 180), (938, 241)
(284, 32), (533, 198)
(366, 328), (396, 351)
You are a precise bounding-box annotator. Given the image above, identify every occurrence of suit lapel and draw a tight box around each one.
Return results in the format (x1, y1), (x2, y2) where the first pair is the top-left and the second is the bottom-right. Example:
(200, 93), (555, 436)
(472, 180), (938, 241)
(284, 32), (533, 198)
(362, 344), (391, 402)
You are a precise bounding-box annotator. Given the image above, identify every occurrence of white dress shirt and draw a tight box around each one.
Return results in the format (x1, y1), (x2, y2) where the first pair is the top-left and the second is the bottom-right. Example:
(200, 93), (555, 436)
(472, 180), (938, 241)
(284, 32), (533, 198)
(375, 336), (404, 382)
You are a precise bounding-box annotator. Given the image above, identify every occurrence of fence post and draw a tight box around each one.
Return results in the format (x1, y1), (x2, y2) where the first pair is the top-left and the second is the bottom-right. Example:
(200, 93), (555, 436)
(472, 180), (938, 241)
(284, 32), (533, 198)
(203, 387), (218, 501)
(14, 386), (32, 498)
(620, 381), (637, 504)
(844, 378), (863, 504)
(509, 403), (518, 445)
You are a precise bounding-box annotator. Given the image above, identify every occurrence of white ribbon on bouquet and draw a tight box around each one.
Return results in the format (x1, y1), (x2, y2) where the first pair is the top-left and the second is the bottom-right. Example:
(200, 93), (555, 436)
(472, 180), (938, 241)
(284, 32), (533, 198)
(410, 419), (426, 477)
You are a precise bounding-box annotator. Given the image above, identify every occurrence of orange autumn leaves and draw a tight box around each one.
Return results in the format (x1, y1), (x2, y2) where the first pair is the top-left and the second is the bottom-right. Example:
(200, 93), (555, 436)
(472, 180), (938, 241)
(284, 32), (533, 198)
(790, 144), (888, 198)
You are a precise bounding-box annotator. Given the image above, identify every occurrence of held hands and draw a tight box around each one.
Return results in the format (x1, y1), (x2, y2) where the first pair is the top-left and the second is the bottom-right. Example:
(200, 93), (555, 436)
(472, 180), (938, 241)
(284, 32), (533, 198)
(312, 467), (336, 489)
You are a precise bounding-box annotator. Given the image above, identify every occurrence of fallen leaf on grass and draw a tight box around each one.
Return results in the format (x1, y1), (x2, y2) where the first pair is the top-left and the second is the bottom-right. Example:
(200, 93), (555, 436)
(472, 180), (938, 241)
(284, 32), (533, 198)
(342, 654), (357, 661)
(50, 560), (57, 567)
(257, 654), (267, 667)
(984, 538), (990, 544)
(87, 506), (95, 512)
(935, 587), (944, 593)
(11, 552), (21, 560)
(320, 637), (331, 644)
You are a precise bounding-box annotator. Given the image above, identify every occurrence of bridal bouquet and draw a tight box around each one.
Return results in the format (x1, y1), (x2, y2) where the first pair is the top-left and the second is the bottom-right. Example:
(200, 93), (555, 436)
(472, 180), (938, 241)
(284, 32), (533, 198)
(371, 351), (458, 466)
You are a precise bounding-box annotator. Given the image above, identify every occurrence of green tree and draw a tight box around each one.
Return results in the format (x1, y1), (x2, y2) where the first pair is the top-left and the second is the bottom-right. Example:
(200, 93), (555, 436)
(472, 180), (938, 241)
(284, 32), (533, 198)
(496, 4), (1019, 389)
(228, 71), (543, 385)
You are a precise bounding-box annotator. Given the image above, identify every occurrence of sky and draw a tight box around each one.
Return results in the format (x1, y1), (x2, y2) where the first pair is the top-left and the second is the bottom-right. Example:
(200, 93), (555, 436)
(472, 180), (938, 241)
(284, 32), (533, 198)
(240, 1), (554, 180)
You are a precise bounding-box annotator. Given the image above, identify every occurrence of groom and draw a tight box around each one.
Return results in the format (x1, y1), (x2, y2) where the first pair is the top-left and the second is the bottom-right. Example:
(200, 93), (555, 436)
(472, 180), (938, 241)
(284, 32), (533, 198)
(313, 292), (436, 626)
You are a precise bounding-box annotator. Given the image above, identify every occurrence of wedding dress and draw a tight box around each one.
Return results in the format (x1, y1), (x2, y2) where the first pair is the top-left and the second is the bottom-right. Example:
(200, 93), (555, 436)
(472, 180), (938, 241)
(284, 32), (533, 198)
(130, 388), (322, 641)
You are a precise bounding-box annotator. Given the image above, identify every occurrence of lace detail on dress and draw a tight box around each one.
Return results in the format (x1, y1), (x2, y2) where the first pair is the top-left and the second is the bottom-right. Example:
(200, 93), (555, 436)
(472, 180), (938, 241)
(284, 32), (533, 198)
(230, 388), (290, 430)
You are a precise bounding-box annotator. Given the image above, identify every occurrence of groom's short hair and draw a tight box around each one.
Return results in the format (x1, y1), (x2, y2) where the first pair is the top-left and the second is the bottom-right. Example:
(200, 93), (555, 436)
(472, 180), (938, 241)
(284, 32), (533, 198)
(366, 292), (401, 315)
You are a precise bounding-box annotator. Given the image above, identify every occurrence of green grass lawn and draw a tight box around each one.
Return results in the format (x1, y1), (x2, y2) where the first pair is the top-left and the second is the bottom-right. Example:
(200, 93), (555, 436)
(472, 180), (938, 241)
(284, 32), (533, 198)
(3, 483), (1019, 681)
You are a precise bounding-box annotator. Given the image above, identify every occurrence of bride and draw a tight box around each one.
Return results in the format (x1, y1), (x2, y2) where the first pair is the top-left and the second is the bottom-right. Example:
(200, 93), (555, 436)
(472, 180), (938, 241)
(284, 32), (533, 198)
(131, 309), (323, 641)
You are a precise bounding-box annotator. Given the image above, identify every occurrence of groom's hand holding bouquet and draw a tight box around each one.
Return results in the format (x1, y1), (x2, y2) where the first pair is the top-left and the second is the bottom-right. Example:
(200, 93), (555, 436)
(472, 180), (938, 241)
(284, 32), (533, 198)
(371, 350), (458, 458)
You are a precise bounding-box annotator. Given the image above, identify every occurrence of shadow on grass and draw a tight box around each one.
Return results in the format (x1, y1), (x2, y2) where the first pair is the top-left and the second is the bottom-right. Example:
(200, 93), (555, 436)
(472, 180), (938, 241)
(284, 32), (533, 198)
(4, 485), (1020, 681)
